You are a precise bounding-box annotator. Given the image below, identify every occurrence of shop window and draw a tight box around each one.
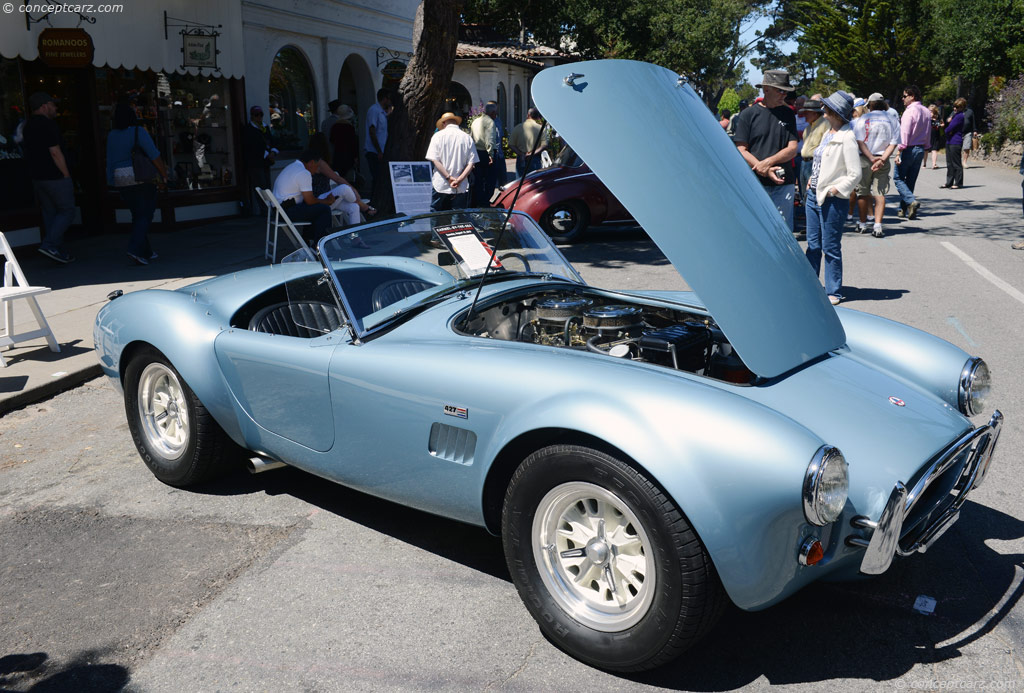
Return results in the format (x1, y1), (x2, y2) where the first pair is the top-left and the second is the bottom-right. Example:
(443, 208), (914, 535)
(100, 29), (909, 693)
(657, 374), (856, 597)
(96, 67), (235, 191)
(514, 85), (522, 126)
(269, 46), (316, 151)
(0, 58), (31, 212)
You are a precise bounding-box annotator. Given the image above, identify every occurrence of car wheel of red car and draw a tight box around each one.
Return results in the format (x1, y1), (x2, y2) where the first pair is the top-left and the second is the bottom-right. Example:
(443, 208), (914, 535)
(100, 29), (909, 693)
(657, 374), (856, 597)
(502, 444), (726, 672)
(124, 346), (237, 487)
(541, 201), (590, 243)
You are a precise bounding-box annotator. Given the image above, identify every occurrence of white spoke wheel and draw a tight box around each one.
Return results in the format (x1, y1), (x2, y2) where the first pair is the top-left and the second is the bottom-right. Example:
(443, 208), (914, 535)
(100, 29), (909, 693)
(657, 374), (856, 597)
(502, 445), (725, 672)
(533, 482), (655, 631)
(124, 346), (236, 487)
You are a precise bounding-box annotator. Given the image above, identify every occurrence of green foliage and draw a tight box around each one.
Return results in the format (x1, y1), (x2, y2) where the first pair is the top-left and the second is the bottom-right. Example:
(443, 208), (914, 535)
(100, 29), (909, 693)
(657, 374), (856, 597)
(925, 0), (1024, 85)
(719, 88), (741, 114)
(786, 0), (935, 98)
(985, 74), (1024, 146)
(922, 75), (957, 107)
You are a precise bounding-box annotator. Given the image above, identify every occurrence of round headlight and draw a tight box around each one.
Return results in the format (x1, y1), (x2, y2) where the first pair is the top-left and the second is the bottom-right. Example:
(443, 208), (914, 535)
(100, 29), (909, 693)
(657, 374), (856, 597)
(803, 446), (849, 526)
(959, 357), (991, 417)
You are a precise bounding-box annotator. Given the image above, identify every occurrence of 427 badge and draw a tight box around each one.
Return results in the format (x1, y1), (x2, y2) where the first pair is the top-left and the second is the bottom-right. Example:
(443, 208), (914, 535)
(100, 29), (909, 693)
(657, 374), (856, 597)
(444, 404), (468, 419)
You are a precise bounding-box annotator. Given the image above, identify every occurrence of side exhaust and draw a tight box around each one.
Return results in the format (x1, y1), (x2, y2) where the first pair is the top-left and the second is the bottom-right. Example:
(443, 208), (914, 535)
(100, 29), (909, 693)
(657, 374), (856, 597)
(247, 456), (287, 474)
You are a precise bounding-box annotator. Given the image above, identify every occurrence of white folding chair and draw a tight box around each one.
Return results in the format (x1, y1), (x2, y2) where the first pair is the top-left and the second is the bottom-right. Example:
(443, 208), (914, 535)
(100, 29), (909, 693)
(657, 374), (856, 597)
(0, 231), (60, 367)
(257, 187), (312, 262)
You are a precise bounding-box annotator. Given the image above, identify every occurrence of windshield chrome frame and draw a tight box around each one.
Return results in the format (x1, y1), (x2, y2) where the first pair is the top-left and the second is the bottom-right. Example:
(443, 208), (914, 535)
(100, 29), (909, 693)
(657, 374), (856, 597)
(316, 209), (585, 340)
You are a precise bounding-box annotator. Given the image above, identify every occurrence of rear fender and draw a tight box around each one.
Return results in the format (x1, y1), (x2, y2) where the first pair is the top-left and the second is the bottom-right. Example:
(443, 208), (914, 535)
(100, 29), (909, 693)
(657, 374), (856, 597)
(94, 290), (245, 444)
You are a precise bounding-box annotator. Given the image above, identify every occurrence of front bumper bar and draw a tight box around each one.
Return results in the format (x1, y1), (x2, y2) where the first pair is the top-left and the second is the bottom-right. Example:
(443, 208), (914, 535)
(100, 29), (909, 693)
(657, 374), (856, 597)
(850, 410), (1003, 575)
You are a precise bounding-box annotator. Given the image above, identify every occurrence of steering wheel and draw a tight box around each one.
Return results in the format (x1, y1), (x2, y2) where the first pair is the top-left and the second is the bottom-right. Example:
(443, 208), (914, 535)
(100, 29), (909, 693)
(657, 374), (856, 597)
(497, 252), (532, 273)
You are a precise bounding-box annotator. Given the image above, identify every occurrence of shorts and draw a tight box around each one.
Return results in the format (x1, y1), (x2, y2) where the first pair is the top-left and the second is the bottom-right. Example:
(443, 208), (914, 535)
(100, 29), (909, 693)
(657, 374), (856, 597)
(856, 157), (891, 197)
(963, 133), (973, 151)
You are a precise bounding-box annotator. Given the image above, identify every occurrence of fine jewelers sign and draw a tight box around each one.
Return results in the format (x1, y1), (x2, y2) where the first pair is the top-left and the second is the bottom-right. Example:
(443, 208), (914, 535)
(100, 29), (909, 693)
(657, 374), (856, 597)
(37, 28), (94, 69)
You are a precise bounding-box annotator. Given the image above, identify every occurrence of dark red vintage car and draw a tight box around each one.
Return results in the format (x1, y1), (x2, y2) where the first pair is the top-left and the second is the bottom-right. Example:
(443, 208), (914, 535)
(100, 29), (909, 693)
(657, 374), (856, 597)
(492, 147), (635, 242)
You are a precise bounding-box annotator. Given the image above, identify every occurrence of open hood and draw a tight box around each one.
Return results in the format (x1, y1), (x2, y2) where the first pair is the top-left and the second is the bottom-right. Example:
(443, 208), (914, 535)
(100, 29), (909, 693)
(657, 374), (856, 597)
(531, 60), (846, 378)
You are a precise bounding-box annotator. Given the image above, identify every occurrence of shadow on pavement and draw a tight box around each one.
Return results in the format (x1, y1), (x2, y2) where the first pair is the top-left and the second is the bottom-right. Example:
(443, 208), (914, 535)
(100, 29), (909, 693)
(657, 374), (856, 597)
(0, 650), (131, 693)
(842, 286), (910, 302)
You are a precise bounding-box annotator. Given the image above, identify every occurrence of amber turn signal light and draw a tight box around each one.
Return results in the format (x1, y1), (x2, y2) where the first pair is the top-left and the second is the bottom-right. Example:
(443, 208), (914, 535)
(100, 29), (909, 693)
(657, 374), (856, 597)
(799, 537), (824, 566)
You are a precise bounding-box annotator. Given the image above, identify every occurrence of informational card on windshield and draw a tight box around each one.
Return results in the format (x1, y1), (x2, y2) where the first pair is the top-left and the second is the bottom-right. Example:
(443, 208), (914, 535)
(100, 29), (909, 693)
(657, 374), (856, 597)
(434, 223), (502, 274)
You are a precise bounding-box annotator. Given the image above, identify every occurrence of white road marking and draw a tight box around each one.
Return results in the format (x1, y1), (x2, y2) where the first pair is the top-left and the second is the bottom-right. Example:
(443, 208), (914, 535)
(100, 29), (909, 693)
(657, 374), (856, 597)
(941, 241), (1024, 305)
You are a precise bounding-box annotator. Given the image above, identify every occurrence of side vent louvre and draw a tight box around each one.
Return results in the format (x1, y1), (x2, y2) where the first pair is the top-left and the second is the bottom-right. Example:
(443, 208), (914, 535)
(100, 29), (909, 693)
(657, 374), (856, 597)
(428, 423), (477, 466)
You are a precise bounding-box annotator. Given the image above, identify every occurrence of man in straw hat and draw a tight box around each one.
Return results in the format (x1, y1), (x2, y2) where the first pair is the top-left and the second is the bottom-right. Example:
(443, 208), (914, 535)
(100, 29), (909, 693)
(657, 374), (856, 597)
(732, 70), (800, 233)
(426, 112), (478, 211)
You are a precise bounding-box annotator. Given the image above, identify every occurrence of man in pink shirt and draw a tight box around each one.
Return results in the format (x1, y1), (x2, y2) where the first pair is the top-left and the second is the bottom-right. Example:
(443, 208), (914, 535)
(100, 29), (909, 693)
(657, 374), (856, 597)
(893, 84), (931, 219)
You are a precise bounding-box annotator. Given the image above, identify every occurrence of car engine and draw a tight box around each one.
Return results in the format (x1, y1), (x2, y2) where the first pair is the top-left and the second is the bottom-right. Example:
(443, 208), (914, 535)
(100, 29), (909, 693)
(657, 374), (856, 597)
(459, 289), (754, 384)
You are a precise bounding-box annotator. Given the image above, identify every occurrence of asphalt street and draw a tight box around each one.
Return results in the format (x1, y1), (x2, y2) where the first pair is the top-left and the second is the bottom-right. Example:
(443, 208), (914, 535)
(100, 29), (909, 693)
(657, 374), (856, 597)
(1, 158), (1023, 692)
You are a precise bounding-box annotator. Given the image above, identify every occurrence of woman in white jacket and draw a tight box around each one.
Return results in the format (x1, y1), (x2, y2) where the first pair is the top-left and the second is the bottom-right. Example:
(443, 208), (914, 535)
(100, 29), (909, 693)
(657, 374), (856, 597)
(804, 90), (860, 305)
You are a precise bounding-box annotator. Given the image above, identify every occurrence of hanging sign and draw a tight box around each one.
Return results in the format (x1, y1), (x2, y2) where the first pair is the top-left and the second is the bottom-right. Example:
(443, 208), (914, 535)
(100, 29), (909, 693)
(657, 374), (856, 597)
(37, 28), (94, 69)
(182, 34), (218, 69)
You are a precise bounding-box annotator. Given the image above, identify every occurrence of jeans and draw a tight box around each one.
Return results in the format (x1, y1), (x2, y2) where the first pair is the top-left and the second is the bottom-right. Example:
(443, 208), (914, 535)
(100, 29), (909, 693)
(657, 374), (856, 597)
(430, 189), (469, 211)
(763, 183), (794, 231)
(805, 191), (845, 297)
(286, 201), (333, 244)
(515, 156), (542, 179)
(945, 145), (963, 187)
(799, 159), (814, 201)
(117, 183), (158, 257)
(32, 178), (76, 252)
(894, 145), (925, 211)
(472, 151), (495, 207)
(248, 166), (271, 216)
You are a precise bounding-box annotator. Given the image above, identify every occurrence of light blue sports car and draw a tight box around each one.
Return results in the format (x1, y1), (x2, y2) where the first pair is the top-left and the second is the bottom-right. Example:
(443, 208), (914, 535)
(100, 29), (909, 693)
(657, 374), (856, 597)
(94, 60), (1002, 672)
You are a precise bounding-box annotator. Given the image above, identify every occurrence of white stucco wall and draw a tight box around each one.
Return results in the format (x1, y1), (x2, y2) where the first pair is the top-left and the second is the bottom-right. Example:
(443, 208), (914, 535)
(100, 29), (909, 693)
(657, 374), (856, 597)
(453, 60), (535, 126)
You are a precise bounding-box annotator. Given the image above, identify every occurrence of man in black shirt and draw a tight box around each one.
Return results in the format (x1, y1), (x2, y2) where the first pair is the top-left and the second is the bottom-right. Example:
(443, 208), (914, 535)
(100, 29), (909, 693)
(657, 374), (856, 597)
(23, 92), (75, 263)
(243, 105), (278, 216)
(732, 70), (799, 233)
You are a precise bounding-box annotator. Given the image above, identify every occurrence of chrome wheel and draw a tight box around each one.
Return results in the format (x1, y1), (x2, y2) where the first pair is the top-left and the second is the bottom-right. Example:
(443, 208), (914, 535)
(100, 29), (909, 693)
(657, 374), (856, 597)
(532, 481), (655, 631)
(137, 362), (189, 459)
(549, 207), (579, 233)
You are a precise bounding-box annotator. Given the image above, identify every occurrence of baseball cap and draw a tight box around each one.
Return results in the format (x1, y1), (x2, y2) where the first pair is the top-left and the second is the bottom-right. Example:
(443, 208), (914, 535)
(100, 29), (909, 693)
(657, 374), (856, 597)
(29, 91), (58, 111)
(866, 92), (885, 104)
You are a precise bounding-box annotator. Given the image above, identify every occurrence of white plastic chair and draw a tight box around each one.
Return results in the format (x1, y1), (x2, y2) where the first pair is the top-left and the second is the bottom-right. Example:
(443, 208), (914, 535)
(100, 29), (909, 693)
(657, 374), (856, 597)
(257, 187), (313, 262)
(0, 231), (60, 367)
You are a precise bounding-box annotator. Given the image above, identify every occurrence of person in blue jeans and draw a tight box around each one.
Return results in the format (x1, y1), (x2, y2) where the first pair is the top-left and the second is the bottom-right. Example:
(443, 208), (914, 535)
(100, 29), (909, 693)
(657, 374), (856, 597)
(803, 91), (861, 305)
(23, 92), (77, 264)
(893, 85), (931, 219)
(106, 101), (168, 265)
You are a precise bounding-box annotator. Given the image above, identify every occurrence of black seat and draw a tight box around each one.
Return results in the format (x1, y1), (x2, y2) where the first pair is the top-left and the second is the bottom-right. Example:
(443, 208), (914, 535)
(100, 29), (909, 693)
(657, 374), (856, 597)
(248, 301), (342, 338)
(371, 279), (434, 312)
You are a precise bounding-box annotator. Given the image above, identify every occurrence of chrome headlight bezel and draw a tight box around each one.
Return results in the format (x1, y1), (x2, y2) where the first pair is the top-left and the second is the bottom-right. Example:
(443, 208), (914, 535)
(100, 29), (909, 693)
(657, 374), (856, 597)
(959, 357), (991, 417)
(803, 446), (849, 526)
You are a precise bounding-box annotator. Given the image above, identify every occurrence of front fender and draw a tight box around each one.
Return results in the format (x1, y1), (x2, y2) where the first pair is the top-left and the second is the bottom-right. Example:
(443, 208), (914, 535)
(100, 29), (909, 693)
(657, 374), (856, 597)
(94, 289), (242, 443)
(480, 366), (829, 611)
(838, 307), (973, 412)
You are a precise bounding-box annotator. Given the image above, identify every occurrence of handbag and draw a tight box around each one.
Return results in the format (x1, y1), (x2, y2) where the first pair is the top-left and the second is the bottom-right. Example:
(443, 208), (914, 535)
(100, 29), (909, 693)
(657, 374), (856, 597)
(131, 126), (160, 184)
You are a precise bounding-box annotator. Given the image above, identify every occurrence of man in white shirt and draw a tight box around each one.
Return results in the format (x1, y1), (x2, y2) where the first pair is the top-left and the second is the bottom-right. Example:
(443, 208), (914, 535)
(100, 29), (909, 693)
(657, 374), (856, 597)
(272, 149), (336, 243)
(426, 112), (479, 211)
(852, 93), (899, 237)
(363, 89), (392, 191)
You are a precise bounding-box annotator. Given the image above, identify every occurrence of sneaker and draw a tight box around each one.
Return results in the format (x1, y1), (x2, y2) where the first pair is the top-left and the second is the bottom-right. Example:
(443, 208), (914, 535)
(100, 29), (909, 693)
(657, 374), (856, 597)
(127, 252), (150, 265)
(897, 208), (905, 218)
(1012, 240), (1024, 250)
(149, 251), (159, 261)
(857, 222), (871, 233)
(907, 201), (920, 220)
(872, 225), (884, 238)
(38, 247), (75, 264)
(828, 295), (842, 306)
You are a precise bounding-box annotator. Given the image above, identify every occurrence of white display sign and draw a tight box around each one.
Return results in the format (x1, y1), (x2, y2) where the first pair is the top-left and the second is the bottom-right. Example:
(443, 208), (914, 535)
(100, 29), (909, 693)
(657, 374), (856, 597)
(388, 161), (433, 217)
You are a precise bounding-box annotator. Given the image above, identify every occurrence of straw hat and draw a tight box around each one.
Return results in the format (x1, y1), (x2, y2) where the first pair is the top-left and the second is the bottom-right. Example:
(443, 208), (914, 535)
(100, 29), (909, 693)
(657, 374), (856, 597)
(436, 112), (462, 129)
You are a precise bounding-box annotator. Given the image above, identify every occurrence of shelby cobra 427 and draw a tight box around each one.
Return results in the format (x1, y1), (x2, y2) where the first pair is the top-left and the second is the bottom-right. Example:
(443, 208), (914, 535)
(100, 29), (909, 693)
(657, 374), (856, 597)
(95, 60), (1002, 672)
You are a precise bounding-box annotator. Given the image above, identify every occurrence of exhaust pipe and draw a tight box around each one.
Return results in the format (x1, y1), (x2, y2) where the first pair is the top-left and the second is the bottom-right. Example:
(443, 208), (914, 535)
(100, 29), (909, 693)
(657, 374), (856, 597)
(247, 455), (287, 474)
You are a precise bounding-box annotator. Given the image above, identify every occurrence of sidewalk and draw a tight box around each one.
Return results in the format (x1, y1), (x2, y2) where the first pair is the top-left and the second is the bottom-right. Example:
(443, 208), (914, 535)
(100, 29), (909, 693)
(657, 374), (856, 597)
(1, 215), (273, 415)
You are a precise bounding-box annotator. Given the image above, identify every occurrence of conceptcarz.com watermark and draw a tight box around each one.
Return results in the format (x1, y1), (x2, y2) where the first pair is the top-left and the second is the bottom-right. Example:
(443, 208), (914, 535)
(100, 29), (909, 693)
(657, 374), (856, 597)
(894, 679), (1020, 690)
(3, 3), (124, 13)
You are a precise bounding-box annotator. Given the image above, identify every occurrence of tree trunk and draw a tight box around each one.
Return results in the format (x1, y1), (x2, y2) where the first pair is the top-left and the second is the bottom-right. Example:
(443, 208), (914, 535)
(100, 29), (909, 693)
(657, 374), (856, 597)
(372, 0), (464, 212)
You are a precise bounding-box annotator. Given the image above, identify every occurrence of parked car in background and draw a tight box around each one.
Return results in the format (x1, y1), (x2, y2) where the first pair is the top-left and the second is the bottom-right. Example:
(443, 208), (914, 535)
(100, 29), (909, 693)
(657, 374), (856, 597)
(95, 60), (1002, 673)
(492, 145), (634, 242)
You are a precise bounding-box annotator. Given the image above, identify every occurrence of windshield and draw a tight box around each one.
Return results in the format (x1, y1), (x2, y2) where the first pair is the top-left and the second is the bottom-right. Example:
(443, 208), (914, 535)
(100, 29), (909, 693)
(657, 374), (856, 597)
(317, 209), (583, 335)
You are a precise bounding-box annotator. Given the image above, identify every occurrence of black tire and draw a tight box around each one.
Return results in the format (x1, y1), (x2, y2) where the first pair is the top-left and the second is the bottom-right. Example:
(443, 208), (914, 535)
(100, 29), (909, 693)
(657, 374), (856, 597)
(123, 346), (236, 487)
(502, 445), (725, 672)
(540, 201), (590, 243)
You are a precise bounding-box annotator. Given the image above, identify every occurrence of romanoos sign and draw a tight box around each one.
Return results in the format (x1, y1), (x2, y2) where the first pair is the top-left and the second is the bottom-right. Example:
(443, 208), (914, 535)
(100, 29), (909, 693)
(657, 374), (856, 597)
(37, 28), (95, 69)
